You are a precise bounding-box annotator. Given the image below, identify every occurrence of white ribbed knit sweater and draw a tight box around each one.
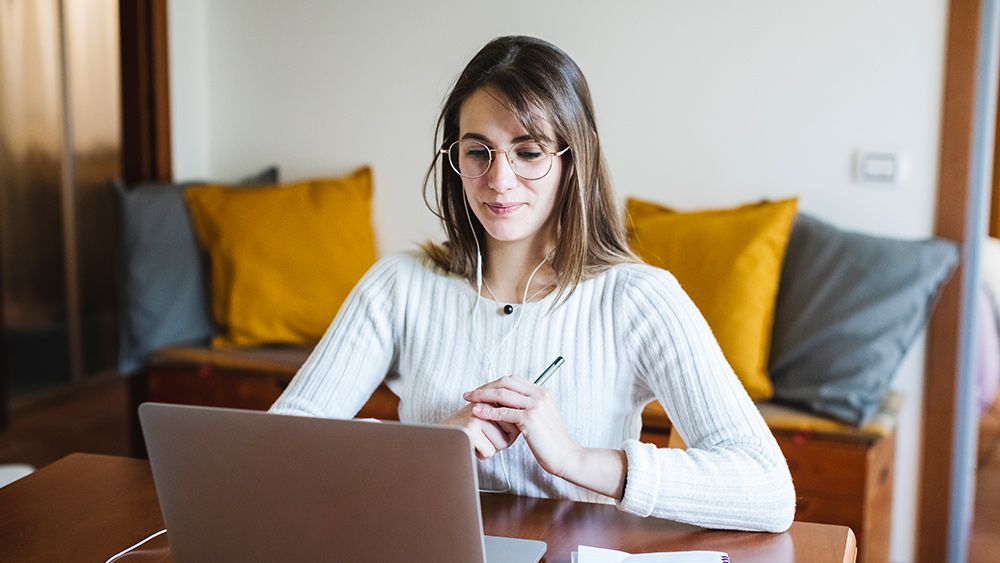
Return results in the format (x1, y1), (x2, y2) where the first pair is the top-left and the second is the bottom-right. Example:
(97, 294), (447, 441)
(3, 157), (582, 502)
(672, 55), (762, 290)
(270, 251), (795, 532)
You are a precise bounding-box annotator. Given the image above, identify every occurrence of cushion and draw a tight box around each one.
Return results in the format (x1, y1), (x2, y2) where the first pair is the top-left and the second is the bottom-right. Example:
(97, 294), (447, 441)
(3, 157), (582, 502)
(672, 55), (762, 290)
(768, 213), (959, 425)
(665, 390), (905, 450)
(112, 167), (279, 375)
(185, 166), (377, 347)
(626, 197), (798, 400)
(975, 286), (1000, 413)
(979, 237), (1000, 410)
(978, 237), (1000, 301)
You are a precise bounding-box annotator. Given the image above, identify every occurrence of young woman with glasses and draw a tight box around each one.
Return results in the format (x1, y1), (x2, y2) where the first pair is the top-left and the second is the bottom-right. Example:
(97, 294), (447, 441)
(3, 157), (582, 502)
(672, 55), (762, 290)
(271, 35), (795, 532)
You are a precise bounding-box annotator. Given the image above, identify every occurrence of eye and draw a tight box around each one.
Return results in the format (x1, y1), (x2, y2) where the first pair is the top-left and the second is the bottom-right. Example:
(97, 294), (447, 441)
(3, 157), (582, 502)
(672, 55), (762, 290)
(514, 143), (545, 161)
(466, 147), (490, 161)
(459, 140), (491, 161)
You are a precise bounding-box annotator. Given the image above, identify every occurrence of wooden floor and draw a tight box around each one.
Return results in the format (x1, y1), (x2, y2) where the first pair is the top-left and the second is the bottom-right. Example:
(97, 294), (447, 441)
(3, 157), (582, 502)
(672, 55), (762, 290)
(0, 378), (998, 562)
(971, 398), (1000, 563)
(0, 378), (130, 469)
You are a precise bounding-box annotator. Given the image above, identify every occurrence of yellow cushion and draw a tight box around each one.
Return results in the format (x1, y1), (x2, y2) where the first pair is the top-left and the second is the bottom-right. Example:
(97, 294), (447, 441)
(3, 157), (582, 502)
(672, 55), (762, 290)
(626, 197), (797, 400)
(186, 167), (377, 347)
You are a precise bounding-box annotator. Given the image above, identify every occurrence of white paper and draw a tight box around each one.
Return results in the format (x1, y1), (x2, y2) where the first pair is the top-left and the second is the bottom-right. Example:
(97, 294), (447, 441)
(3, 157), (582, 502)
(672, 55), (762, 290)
(576, 545), (730, 563)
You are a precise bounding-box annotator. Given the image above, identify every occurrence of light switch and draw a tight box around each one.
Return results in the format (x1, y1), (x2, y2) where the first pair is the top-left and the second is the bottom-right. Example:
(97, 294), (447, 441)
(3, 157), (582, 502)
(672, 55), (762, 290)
(854, 151), (902, 186)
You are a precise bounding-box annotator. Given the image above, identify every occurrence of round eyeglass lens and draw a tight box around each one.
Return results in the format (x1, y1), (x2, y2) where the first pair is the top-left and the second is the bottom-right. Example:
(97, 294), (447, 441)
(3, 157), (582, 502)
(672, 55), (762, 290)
(508, 141), (551, 180)
(449, 140), (490, 178)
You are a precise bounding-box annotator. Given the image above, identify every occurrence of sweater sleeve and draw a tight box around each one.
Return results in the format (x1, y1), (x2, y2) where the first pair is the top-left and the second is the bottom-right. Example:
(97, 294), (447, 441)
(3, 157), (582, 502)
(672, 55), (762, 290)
(269, 255), (403, 418)
(616, 266), (795, 532)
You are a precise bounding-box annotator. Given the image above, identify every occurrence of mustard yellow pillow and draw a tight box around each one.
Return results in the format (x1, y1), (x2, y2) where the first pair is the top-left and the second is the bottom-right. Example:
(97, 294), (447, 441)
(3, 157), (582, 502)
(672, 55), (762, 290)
(627, 197), (797, 400)
(186, 167), (377, 347)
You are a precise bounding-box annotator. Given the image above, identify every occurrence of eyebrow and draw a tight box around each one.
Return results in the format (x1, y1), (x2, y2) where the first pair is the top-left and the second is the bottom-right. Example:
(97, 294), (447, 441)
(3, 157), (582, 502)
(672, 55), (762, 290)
(461, 132), (553, 145)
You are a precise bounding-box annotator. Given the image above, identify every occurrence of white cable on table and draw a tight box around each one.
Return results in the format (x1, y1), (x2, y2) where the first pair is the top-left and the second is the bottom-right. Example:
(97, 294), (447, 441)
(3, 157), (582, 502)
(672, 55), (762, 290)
(104, 528), (167, 563)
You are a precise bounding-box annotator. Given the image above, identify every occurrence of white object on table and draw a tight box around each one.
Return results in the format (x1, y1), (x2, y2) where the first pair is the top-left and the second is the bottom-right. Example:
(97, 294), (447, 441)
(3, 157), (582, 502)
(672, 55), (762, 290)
(572, 545), (730, 563)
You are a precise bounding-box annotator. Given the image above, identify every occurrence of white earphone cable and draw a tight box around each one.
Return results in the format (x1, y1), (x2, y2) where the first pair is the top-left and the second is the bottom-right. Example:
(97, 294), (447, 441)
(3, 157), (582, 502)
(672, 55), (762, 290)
(104, 528), (167, 563)
(462, 192), (550, 493)
(482, 280), (549, 311)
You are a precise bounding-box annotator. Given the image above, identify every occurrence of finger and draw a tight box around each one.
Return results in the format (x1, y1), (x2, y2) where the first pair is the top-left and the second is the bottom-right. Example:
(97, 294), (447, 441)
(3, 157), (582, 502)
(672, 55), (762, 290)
(472, 374), (535, 393)
(472, 403), (523, 425)
(478, 419), (513, 451)
(475, 411), (520, 441)
(464, 387), (532, 409)
(469, 379), (495, 393)
(476, 408), (520, 442)
(491, 374), (543, 397)
(469, 374), (520, 393)
(496, 420), (520, 436)
(471, 430), (497, 460)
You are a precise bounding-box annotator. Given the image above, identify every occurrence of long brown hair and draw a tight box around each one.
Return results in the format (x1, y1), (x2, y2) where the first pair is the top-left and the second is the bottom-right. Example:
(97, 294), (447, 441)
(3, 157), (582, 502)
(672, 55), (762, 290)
(421, 35), (638, 300)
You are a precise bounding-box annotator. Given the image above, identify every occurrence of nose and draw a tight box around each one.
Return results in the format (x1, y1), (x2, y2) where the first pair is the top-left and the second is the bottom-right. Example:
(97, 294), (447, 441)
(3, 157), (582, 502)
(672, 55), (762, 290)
(487, 150), (517, 193)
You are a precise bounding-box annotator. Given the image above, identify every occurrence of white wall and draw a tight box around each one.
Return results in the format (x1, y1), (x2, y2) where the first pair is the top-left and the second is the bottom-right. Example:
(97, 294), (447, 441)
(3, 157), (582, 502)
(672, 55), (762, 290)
(168, 2), (949, 560)
(167, 0), (208, 178)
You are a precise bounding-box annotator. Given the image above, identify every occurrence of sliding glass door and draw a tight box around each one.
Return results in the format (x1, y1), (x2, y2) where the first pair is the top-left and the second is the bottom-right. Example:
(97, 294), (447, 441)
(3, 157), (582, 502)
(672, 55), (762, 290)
(0, 0), (121, 403)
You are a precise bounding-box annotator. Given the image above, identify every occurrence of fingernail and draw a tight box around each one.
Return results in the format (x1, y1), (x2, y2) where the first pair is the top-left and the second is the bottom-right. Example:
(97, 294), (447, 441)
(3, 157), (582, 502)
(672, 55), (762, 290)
(463, 391), (471, 398)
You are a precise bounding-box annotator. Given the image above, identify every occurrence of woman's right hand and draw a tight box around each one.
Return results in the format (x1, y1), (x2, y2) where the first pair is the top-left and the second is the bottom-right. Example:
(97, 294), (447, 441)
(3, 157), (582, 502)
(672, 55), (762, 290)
(442, 403), (520, 460)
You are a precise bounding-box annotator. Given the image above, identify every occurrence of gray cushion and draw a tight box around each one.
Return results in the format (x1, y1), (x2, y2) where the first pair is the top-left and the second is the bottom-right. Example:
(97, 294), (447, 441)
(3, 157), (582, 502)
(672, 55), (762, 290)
(112, 167), (278, 375)
(768, 213), (959, 425)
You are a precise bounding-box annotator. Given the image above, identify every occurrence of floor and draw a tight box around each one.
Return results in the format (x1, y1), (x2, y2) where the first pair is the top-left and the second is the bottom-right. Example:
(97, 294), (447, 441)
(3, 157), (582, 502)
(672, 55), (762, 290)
(0, 378), (998, 562)
(970, 398), (1000, 563)
(0, 378), (130, 469)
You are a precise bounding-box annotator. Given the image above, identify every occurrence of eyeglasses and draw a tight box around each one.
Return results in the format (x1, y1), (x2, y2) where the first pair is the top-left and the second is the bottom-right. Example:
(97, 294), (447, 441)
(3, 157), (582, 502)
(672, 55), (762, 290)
(440, 139), (571, 181)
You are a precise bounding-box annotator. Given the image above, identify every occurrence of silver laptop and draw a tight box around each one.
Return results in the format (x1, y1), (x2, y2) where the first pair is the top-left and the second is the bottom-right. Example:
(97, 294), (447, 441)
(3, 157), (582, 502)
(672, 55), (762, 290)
(139, 402), (546, 563)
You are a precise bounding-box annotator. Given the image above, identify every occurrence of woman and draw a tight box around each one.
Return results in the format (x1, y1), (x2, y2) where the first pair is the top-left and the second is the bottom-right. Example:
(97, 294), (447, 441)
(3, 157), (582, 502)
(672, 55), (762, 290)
(270, 35), (795, 532)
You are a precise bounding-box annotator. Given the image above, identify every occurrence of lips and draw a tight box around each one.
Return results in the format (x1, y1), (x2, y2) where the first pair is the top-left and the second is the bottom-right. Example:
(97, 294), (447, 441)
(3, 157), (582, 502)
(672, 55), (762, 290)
(485, 203), (525, 216)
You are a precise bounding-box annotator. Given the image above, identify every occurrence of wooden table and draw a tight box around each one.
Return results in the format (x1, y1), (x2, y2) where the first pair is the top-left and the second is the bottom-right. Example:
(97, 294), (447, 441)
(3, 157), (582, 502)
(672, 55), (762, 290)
(0, 453), (856, 562)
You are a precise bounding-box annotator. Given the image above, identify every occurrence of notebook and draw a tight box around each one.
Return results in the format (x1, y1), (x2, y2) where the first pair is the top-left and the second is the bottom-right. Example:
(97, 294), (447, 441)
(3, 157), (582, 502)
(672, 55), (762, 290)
(139, 402), (546, 563)
(572, 546), (730, 562)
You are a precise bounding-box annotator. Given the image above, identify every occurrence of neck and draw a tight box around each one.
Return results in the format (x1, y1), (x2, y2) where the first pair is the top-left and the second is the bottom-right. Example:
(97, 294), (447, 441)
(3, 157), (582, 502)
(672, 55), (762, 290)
(481, 237), (555, 303)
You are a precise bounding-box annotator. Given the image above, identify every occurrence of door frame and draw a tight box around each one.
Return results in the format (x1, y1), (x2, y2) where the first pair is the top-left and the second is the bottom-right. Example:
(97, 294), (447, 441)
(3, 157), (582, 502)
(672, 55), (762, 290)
(919, 0), (999, 561)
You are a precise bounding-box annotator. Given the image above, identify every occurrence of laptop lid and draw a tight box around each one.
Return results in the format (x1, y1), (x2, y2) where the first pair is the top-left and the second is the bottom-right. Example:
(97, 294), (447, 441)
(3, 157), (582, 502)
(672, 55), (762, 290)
(139, 402), (541, 563)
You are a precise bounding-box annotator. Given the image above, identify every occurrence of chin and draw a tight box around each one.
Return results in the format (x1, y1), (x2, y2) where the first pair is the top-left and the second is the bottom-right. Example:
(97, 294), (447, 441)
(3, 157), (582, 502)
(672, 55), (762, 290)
(477, 216), (538, 241)
(483, 226), (532, 243)
(473, 212), (530, 242)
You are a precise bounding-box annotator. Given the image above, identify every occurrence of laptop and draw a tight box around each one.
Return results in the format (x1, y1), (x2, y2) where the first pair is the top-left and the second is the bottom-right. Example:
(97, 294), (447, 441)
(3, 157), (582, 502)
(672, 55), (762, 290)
(138, 402), (547, 563)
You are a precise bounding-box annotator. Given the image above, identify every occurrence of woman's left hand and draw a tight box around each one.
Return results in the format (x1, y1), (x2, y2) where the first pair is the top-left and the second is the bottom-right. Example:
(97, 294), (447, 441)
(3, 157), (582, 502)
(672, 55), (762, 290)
(463, 375), (580, 478)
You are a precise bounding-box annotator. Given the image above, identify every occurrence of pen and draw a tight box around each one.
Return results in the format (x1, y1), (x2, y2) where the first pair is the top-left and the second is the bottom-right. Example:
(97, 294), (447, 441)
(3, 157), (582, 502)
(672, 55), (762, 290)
(533, 356), (565, 386)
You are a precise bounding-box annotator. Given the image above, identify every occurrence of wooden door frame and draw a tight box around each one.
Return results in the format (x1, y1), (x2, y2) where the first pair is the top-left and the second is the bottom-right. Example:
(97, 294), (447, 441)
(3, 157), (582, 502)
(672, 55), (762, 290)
(119, 0), (172, 184)
(118, 0), (171, 453)
(919, 0), (996, 560)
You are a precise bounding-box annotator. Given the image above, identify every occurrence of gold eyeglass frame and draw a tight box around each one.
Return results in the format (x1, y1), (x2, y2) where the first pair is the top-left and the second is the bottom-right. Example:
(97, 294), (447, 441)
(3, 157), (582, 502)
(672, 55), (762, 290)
(439, 139), (571, 181)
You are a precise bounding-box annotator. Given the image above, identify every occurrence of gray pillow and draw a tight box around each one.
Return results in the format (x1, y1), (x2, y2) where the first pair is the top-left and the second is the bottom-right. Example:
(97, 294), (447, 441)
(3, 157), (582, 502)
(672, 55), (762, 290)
(768, 213), (959, 425)
(112, 167), (279, 375)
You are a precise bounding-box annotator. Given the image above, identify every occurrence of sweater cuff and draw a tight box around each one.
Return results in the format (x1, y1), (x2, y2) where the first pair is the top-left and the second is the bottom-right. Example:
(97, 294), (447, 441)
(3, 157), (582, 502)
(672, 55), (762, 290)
(268, 397), (322, 417)
(616, 439), (661, 517)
